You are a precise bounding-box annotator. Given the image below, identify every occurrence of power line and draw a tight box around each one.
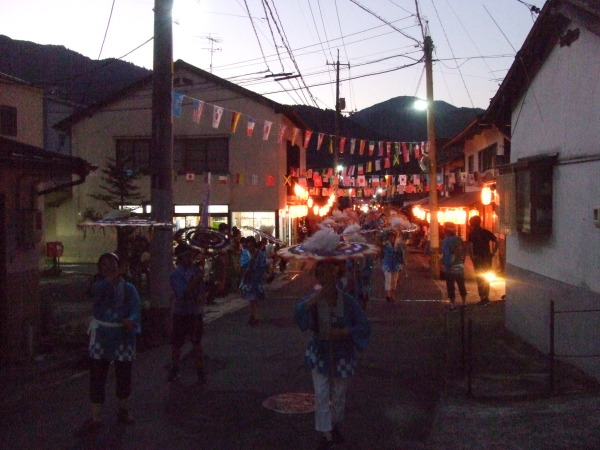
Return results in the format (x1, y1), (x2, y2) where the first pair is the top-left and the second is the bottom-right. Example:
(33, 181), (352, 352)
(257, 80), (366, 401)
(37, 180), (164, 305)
(442, 0), (496, 84)
(347, 0), (422, 46)
(514, 0), (542, 15)
(32, 37), (154, 87)
(243, 0), (271, 72)
(262, 0), (318, 106)
(306, 0), (335, 101)
(97, 0), (116, 60)
(483, 5), (517, 52)
(428, 0), (474, 107)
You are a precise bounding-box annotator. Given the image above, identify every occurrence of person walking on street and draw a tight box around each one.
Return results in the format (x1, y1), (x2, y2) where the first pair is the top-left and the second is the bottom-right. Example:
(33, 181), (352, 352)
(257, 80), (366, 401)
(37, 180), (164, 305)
(381, 230), (404, 302)
(467, 215), (498, 306)
(168, 243), (207, 383)
(239, 236), (267, 326)
(294, 260), (371, 449)
(80, 252), (141, 433)
(441, 222), (467, 310)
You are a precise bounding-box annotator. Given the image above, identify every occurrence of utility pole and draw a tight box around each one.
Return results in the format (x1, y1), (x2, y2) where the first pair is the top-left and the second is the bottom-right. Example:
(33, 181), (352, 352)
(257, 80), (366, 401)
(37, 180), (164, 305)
(327, 50), (349, 194)
(424, 35), (440, 279)
(148, 0), (174, 340)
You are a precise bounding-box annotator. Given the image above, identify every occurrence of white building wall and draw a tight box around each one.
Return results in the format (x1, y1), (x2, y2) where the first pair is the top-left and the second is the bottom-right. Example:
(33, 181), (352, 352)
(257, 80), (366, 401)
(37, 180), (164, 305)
(463, 128), (504, 193)
(505, 26), (600, 380)
(50, 68), (297, 262)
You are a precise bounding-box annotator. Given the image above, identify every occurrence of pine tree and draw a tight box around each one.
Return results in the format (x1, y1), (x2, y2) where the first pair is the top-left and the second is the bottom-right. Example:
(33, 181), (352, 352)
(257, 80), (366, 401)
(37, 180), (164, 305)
(89, 156), (148, 268)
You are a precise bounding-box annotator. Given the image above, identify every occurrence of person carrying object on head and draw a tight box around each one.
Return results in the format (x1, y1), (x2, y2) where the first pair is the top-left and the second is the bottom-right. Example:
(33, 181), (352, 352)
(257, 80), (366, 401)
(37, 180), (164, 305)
(294, 260), (370, 450)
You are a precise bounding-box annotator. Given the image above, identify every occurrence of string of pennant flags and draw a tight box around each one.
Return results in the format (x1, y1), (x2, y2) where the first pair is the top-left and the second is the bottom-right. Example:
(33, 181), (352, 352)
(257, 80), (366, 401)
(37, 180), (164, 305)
(172, 90), (448, 198)
(172, 91), (431, 161)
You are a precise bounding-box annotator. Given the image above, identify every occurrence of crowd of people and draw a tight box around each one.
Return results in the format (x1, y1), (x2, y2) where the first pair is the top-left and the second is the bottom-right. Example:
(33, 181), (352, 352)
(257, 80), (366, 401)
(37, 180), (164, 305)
(80, 210), (500, 448)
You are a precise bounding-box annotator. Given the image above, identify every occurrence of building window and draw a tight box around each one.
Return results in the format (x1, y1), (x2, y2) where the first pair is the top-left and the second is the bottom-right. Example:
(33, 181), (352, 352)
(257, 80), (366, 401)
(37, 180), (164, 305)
(467, 155), (475, 174)
(478, 143), (497, 172)
(115, 136), (229, 175)
(116, 138), (151, 174)
(232, 211), (276, 236)
(497, 154), (557, 235)
(0, 105), (17, 136)
(174, 137), (229, 174)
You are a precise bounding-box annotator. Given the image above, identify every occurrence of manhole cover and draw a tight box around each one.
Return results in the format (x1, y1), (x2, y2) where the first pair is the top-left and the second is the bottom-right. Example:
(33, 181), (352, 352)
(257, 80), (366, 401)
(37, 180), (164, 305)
(262, 392), (315, 414)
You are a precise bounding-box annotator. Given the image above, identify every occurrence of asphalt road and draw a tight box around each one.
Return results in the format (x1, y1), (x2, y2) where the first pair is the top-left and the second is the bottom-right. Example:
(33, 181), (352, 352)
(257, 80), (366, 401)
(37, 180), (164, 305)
(2, 253), (600, 449)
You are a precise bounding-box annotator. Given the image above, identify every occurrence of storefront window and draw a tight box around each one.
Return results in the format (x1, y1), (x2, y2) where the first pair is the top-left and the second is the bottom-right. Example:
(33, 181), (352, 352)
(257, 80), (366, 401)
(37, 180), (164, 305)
(231, 211), (276, 236)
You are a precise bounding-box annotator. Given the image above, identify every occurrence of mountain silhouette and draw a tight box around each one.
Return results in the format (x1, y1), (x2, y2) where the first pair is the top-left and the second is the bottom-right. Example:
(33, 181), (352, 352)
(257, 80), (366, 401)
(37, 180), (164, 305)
(348, 96), (483, 142)
(1, 34), (481, 168)
(0, 35), (150, 106)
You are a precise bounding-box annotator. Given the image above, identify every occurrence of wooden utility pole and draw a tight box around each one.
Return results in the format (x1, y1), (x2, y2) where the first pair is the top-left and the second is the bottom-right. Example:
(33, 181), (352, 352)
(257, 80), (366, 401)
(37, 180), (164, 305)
(327, 50), (349, 192)
(148, 0), (174, 340)
(424, 35), (440, 279)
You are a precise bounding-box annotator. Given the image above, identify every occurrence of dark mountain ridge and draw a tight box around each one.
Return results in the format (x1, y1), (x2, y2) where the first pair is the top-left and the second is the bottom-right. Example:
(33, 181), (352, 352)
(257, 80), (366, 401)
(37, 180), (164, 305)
(348, 96), (483, 142)
(1, 35), (481, 169)
(0, 35), (150, 106)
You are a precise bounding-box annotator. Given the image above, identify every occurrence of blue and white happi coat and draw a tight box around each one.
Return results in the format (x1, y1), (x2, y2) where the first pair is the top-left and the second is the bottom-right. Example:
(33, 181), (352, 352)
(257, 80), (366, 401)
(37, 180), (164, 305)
(88, 278), (141, 361)
(294, 288), (370, 378)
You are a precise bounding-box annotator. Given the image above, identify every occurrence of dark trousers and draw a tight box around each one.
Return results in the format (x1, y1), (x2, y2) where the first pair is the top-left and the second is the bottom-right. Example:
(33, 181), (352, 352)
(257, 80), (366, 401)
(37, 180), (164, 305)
(472, 256), (492, 301)
(445, 271), (467, 302)
(89, 358), (132, 404)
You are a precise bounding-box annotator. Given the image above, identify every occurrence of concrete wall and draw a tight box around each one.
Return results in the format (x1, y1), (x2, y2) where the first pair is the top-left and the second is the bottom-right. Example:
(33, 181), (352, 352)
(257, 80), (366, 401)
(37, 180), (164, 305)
(506, 25), (600, 380)
(0, 78), (44, 147)
(47, 67), (301, 262)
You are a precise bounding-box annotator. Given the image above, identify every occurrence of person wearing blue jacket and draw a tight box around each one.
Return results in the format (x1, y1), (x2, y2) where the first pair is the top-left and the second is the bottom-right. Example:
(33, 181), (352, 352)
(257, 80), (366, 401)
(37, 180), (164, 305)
(294, 260), (371, 450)
(239, 236), (267, 326)
(168, 243), (207, 383)
(81, 252), (141, 433)
(381, 231), (404, 302)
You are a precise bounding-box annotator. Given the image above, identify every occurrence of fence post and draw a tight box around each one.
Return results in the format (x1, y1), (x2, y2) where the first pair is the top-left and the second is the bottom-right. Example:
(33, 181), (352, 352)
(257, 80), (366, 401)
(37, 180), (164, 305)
(467, 318), (473, 396)
(549, 300), (555, 394)
(460, 306), (466, 374)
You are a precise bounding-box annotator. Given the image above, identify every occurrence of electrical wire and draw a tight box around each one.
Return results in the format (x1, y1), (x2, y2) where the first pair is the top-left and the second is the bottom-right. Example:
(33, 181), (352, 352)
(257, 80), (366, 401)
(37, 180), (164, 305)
(243, 0), (272, 72)
(334, 0), (356, 112)
(306, 0), (336, 101)
(31, 37), (154, 86)
(442, 0), (497, 85)
(348, 0), (421, 46)
(263, 0), (318, 106)
(97, 0), (116, 60)
(483, 5), (517, 53)
(428, 0), (474, 107)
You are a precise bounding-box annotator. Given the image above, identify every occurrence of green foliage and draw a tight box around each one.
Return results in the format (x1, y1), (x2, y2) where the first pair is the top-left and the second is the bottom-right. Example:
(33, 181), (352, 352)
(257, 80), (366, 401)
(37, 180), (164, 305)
(89, 156), (146, 211)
